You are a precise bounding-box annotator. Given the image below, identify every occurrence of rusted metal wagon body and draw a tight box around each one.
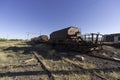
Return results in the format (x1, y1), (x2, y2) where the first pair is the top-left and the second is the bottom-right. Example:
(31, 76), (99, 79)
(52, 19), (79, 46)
(31, 35), (48, 43)
(31, 26), (102, 52)
(49, 26), (82, 44)
(49, 26), (102, 52)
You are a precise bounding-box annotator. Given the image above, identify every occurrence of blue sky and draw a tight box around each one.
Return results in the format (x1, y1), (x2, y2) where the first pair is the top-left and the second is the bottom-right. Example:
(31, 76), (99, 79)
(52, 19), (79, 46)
(0, 0), (120, 39)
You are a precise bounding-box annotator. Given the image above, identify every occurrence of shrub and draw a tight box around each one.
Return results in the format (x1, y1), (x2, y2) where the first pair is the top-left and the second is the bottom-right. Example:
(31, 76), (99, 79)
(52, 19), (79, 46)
(9, 39), (23, 41)
(0, 38), (7, 42)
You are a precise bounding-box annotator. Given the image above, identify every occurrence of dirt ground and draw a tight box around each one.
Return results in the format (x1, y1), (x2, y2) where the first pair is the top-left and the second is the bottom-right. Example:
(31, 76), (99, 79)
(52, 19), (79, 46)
(0, 41), (120, 80)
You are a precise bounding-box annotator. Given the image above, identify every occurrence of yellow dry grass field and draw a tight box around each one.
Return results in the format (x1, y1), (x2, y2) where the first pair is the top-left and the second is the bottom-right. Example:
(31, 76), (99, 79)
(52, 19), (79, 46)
(41, 59), (92, 80)
(0, 41), (21, 66)
(0, 41), (49, 80)
(0, 41), (120, 80)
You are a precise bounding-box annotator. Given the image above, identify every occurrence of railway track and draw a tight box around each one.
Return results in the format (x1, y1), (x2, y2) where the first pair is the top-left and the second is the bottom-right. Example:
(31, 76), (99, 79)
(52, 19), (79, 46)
(32, 51), (109, 80)
(32, 51), (55, 80)
(61, 55), (109, 80)
(88, 54), (120, 62)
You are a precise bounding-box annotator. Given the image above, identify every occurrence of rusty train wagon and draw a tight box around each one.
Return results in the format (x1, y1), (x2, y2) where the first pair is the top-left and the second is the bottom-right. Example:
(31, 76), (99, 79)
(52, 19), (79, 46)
(31, 35), (48, 44)
(49, 26), (90, 51)
(49, 26), (102, 52)
(50, 26), (82, 43)
(31, 26), (102, 52)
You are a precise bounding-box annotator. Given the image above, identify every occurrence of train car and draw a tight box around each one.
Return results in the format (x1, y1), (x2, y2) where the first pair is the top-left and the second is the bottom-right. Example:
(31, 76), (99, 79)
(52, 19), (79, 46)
(49, 26), (82, 44)
(49, 26), (102, 52)
(31, 26), (103, 52)
(31, 35), (48, 43)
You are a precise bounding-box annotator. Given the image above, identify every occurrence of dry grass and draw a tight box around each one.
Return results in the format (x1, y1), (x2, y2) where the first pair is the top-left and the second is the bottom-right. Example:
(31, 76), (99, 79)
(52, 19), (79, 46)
(0, 41), (28, 48)
(0, 41), (119, 80)
(0, 41), (28, 66)
(0, 52), (15, 66)
(0, 41), (50, 80)
(108, 72), (120, 79)
(103, 45), (114, 49)
(40, 56), (94, 80)
(62, 57), (96, 69)
(0, 41), (19, 47)
(0, 52), (8, 62)
(100, 71), (120, 80)
(0, 77), (12, 80)
(53, 72), (91, 80)
(42, 59), (74, 71)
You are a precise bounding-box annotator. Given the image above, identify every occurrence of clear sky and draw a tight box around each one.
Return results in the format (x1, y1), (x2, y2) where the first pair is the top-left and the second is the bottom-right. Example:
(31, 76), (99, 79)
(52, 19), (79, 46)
(0, 0), (120, 39)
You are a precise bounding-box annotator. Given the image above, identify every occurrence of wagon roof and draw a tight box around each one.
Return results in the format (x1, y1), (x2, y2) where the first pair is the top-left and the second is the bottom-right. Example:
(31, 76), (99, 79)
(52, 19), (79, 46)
(51, 26), (78, 34)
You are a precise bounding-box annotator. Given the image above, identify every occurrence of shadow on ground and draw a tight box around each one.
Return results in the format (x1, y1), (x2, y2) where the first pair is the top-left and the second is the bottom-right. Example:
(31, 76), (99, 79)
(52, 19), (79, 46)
(2, 42), (120, 79)
(104, 42), (120, 49)
(4, 44), (120, 63)
(3, 42), (84, 60)
(0, 67), (120, 77)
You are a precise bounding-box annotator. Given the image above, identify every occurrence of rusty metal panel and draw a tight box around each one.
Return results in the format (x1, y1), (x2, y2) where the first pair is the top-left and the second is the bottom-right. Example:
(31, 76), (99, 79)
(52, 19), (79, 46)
(50, 26), (81, 40)
(38, 35), (48, 42)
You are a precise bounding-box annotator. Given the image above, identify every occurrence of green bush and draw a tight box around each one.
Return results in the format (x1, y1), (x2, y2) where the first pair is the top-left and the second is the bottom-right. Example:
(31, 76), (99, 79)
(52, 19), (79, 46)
(9, 39), (23, 41)
(0, 38), (7, 42)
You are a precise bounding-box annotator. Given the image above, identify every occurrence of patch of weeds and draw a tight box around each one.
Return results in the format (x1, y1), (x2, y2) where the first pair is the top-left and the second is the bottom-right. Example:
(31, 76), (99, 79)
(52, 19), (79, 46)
(82, 62), (96, 69)
(18, 50), (24, 54)
(62, 57), (96, 69)
(108, 72), (120, 79)
(90, 51), (106, 58)
(91, 51), (99, 56)
(8, 39), (23, 41)
(100, 71), (120, 80)
(6, 53), (15, 58)
(54, 71), (91, 80)
(0, 38), (7, 42)
(0, 53), (8, 63)
(0, 52), (16, 66)
(0, 46), (8, 49)
(5, 50), (14, 53)
(79, 72), (91, 80)
(0, 77), (12, 80)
